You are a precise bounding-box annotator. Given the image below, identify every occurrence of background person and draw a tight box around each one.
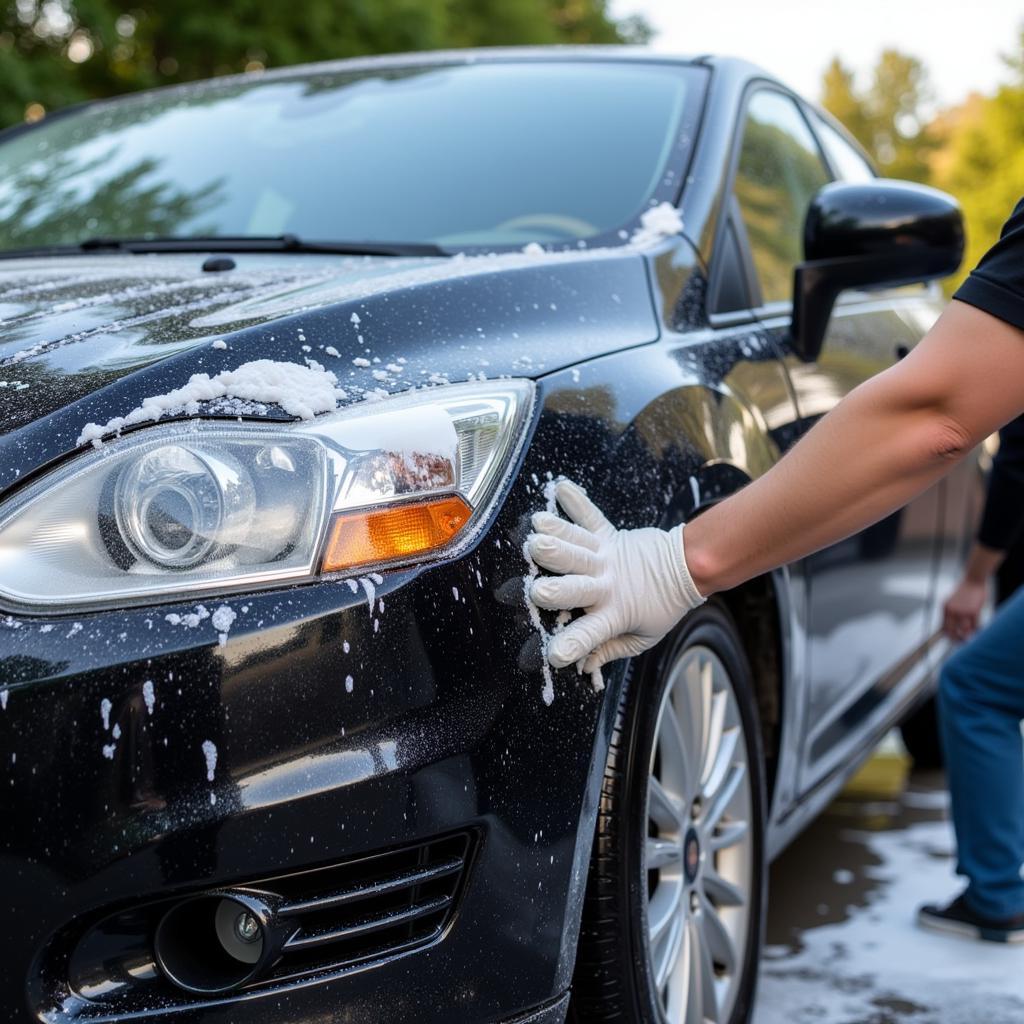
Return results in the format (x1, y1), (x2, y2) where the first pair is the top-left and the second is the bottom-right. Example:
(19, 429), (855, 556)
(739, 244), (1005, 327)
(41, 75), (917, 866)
(943, 414), (1024, 642)
(925, 413), (1024, 940)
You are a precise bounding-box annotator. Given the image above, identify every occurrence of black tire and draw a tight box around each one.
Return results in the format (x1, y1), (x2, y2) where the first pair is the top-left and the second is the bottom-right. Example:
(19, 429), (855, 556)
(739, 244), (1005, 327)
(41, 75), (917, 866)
(899, 695), (944, 770)
(569, 603), (767, 1024)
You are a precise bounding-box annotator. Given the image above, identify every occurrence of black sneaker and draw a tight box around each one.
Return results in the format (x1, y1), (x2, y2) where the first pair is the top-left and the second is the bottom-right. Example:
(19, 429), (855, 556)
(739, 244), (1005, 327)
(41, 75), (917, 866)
(917, 894), (1024, 943)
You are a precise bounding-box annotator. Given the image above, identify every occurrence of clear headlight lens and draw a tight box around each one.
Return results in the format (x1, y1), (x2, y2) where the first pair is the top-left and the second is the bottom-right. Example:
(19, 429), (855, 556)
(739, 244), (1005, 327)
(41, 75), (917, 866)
(0, 380), (534, 611)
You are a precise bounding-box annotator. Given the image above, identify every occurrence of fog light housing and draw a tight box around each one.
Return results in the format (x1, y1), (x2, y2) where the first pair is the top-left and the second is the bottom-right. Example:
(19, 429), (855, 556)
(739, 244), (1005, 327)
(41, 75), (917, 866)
(154, 891), (282, 994)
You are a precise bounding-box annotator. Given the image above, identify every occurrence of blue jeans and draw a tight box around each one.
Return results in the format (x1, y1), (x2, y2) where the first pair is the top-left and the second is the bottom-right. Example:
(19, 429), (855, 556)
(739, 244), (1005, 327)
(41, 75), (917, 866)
(939, 584), (1024, 920)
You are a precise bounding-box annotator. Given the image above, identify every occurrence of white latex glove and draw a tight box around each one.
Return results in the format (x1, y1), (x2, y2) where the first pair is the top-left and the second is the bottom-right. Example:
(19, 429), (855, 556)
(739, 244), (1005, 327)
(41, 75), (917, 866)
(527, 479), (706, 672)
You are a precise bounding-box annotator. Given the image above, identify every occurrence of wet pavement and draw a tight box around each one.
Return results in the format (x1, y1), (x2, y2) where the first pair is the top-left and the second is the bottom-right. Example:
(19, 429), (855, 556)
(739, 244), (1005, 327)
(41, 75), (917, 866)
(755, 744), (1024, 1024)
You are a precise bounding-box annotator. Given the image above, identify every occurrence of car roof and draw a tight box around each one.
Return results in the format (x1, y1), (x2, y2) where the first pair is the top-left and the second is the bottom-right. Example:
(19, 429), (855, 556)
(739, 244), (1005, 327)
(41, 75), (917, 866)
(119, 46), (770, 95)
(233, 45), (706, 79)
(197, 47), (778, 86)
(0, 47), (781, 151)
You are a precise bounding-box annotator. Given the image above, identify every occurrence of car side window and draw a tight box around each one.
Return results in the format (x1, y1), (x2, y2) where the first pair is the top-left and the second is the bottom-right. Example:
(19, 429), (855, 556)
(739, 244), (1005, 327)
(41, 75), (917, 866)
(813, 115), (876, 183)
(733, 90), (831, 305)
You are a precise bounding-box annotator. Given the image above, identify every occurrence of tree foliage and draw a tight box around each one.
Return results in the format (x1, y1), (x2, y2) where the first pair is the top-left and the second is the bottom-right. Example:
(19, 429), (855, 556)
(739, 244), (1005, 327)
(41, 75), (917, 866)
(820, 50), (937, 183)
(930, 33), (1024, 286)
(0, 0), (651, 129)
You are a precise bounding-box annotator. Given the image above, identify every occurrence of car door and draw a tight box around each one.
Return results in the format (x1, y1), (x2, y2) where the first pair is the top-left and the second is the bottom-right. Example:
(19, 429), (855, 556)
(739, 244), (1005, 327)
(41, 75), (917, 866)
(724, 87), (944, 790)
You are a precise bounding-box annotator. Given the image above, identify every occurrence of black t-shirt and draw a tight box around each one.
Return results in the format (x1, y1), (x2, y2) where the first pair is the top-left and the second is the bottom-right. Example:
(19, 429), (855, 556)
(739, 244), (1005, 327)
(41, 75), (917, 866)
(954, 197), (1024, 331)
(954, 197), (1024, 551)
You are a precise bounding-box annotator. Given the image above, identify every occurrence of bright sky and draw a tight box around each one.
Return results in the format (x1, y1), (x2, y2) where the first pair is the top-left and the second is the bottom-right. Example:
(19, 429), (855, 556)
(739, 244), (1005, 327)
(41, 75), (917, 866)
(611, 0), (1022, 109)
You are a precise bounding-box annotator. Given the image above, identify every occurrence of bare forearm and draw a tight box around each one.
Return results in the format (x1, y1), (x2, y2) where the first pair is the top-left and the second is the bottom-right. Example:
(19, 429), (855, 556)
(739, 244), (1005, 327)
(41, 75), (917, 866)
(962, 541), (1004, 584)
(685, 301), (1024, 596)
(685, 373), (963, 593)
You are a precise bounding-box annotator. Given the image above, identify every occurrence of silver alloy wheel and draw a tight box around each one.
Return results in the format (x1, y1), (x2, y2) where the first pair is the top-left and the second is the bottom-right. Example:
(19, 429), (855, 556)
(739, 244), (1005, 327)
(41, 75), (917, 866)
(644, 644), (754, 1023)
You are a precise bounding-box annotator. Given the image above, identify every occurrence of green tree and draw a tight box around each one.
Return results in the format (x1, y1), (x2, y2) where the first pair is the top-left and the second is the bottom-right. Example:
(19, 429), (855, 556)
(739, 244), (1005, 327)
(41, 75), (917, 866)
(820, 49), (937, 183)
(821, 57), (871, 149)
(0, 0), (651, 129)
(932, 31), (1024, 288)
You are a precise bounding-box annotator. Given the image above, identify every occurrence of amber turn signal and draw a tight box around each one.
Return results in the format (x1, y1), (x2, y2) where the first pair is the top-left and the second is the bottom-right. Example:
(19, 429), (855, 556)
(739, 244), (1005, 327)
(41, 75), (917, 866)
(322, 495), (472, 572)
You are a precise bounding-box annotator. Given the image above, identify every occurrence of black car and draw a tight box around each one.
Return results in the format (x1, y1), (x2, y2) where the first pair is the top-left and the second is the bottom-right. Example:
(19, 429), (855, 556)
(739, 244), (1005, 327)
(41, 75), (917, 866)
(0, 49), (970, 1024)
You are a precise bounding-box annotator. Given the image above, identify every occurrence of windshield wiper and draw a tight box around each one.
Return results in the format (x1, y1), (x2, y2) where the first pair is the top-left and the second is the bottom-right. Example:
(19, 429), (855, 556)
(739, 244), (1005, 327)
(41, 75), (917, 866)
(0, 234), (446, 260)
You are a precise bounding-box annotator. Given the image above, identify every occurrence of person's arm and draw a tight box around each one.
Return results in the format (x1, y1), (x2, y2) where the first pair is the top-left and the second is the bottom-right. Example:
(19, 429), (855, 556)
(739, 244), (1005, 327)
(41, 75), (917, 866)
(942, 413), (1024, 639)
(528, 301), (1024, 671)
(683, 301), (1024, 595)
(943, 542), (1003, 641)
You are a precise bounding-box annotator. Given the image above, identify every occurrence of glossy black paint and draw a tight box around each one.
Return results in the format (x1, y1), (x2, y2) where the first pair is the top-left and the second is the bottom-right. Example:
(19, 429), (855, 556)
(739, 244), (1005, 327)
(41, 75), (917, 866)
(793, 180), (965, 360)
(803, 180), (965, 263)
(0, 49), (974, 1023)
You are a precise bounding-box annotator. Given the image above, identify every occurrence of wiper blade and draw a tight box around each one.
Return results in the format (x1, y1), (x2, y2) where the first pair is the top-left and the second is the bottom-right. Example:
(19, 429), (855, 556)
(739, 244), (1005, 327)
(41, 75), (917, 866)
(0, 234), (446, 259)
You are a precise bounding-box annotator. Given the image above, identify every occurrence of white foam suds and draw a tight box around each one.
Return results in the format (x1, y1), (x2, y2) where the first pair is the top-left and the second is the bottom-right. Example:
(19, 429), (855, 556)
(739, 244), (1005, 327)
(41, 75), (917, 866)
(211, 339), (227, 350)
(346, 579), (359, 594)
(629, 202), (684, 248)
(77, 359), (340, 447)
(211, 604), (237, 645)
(165, 605), (210, 628)
(100, 697), (112, 731)
(142, 680), (156, 715)
(0, 689), (8, 710)
(522, 539), (555, 706)
(358, 577), (376, 614)
(201, 740), (217, 782)
(343, 640), (350, 653)
(345, 675), (354, 693)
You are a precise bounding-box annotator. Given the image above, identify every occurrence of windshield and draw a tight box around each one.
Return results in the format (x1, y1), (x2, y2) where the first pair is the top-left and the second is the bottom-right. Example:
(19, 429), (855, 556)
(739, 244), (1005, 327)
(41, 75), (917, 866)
(0, 60), (704, 254)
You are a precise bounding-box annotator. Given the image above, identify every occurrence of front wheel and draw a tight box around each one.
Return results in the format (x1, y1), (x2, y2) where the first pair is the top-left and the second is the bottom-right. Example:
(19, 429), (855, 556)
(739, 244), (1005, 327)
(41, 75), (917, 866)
(570, 604), (766, 1023)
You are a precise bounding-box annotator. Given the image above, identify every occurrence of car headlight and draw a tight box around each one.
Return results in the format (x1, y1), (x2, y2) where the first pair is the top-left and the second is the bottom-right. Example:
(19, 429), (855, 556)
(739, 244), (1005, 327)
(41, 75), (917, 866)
(0, 380), (534, 611)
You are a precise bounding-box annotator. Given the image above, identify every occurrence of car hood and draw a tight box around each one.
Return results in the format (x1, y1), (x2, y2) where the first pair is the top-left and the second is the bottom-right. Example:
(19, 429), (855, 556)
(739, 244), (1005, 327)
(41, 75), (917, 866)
(0, 249), (659, 494)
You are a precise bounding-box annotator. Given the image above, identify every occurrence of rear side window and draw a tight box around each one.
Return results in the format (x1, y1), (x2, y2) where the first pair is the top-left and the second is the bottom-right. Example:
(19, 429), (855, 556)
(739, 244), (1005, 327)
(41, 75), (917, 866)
(814, 116), (876, 183)
(733, 90), (831, 304)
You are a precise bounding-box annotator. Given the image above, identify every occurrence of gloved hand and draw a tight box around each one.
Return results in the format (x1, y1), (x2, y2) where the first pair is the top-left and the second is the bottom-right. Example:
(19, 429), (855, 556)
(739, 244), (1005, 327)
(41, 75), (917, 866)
(527, 479), (705, 672)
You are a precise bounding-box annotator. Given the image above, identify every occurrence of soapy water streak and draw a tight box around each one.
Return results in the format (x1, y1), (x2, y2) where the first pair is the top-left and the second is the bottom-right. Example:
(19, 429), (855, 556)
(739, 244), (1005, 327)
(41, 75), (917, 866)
(522, 477), (603, 705)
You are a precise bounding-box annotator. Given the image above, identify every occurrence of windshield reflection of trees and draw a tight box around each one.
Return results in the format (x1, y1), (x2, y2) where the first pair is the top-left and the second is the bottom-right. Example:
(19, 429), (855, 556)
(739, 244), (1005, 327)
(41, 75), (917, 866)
(0, 66), (438, 251)
(0, 149), (223, 249)
(735, 119), (830, 303)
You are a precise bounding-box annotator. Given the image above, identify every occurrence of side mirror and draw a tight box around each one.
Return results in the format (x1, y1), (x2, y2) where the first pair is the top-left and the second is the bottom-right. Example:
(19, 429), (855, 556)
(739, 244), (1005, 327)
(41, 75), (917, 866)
(792, 180), (964, 362)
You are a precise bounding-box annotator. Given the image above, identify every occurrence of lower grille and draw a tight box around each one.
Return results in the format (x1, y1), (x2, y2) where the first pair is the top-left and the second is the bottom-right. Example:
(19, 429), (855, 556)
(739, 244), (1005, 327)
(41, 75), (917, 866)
(57, 831), (476, 1016)
(265, 832), (472, 980)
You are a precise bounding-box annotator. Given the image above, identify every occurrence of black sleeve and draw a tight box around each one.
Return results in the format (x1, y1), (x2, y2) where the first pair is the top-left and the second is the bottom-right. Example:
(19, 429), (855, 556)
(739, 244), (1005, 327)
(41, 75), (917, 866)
(954, 197), (1024, 332)
(978, 414), (1024, 551)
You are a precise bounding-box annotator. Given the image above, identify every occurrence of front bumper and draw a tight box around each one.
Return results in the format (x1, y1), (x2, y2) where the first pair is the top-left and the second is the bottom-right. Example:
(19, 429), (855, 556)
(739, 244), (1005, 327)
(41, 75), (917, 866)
(0, 472), (607, 1022)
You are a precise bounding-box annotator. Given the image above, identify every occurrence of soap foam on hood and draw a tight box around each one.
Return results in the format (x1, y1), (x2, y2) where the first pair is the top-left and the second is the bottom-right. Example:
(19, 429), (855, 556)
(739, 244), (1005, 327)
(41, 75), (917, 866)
(77, 359), (341, 447)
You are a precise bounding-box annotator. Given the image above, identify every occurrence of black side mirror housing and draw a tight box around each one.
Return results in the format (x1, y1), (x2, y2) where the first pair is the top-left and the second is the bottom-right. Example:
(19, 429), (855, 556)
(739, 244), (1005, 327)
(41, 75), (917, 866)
(792, 180), (965, 362)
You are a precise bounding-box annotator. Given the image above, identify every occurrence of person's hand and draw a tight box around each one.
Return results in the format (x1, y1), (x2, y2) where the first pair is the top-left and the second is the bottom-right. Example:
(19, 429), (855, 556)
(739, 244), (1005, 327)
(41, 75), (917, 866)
(943, 577), (987, 642)
(526, 480), (705, 671)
